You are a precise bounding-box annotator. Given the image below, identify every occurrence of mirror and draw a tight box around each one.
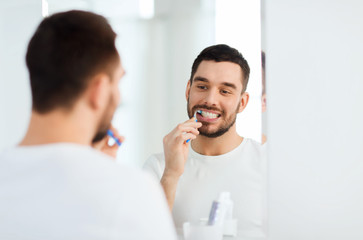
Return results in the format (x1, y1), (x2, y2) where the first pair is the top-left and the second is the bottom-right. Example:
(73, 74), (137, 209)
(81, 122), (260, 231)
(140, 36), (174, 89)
(47, 0), (266, 238)
(0, 0), (266, 238)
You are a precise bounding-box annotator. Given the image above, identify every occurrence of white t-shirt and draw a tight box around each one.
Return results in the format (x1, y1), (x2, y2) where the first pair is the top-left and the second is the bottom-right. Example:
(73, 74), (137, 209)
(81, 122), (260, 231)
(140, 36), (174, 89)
(0, 143), (177, 240)
(144, 138), (267, 238)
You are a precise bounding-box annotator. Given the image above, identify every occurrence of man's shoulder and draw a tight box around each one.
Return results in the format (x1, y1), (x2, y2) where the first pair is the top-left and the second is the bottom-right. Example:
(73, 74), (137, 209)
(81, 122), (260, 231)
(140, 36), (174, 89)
(244, 137), (263, 146)
(243, 138), (265, 153)
(0, 143), (150, 185)
(143, 152), (165, 180)
(146, 152), (165, 162)
(144, 152), (166, 169)
(0, 146), (177, 240)
(241, 138), (267, 170)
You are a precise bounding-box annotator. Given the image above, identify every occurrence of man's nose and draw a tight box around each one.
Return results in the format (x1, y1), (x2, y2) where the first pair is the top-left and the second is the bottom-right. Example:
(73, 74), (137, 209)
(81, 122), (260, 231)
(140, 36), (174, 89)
(203, 89), (218, 106)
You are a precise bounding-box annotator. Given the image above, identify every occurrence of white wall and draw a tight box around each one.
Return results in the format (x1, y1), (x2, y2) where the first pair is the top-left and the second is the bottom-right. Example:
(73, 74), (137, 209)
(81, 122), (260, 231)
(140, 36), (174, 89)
(0, 1), (42, 151)
(265, 0), (363, 239)
(216, 0), (262, 142)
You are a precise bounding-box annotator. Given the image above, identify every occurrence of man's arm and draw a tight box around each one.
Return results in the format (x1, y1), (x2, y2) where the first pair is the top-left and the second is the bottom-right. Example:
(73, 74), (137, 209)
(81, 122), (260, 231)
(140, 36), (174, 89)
(160, 118), (202, 210)
(160, 172), (180, 211)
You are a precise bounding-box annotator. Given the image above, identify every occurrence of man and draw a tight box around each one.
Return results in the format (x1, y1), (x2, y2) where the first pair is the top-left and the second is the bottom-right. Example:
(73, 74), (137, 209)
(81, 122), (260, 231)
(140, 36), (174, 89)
(144, 44), (266, 238)
(0, 11), (176, 239)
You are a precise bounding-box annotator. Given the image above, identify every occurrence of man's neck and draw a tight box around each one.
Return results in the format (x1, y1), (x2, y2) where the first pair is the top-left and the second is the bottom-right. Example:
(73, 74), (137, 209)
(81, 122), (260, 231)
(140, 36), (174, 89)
(191, 125), (243, 156)
(19, 108), (94, 147)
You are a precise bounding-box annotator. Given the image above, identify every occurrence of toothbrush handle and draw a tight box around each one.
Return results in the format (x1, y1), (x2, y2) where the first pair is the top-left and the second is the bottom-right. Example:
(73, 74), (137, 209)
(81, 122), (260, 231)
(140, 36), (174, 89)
(107, 129), (122, 146)
(185, 118), (198, 143)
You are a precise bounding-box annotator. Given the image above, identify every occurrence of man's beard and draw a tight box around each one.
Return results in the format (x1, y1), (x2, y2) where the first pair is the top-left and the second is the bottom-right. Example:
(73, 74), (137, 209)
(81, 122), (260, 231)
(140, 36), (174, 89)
(187, 98), (239, 138)
(92, 96), (115, 144)
(92, 127), (109, 143)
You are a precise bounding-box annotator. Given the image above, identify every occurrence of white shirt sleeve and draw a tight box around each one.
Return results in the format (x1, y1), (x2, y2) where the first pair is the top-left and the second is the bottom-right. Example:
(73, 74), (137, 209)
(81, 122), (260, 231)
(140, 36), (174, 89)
(142, 154), (165, 180)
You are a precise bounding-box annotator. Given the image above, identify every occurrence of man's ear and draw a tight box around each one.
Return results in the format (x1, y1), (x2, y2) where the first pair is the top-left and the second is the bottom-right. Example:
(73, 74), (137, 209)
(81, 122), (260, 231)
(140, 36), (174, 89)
(238, 92), (250, 113)
(87, 73), (110, 110)
(185, 80), (191, 101)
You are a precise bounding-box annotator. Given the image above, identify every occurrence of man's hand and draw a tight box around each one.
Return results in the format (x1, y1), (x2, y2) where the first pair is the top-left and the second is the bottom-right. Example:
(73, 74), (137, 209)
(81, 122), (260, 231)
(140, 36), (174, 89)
(161, 117), (202, 210)
(163, 117), (202, 177)
(92, 126), (124, 159)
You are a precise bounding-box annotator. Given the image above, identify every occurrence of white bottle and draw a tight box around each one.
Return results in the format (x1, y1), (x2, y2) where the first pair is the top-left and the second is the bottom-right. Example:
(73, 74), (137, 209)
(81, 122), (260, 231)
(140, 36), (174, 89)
(222, 192), (233, 220)
(207, 192), (228, 226)
(220, 192), (238, 237)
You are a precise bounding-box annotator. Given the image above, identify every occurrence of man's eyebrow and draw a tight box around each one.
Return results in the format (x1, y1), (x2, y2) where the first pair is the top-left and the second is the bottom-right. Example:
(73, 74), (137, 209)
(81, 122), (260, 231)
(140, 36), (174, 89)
(193, 77), (238, 90)
(193, 76), (209, 83)
(222, 82), (237, 90)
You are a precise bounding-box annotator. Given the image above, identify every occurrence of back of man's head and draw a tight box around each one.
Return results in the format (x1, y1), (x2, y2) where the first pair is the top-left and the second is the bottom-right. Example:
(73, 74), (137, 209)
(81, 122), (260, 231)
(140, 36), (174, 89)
(26, 10), (119, 113)
(189, 44), (250, 93)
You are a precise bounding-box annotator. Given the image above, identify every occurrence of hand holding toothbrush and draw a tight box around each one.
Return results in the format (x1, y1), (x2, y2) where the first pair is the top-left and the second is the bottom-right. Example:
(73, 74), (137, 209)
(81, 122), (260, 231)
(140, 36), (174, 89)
(92, 125), (124, 159)
(160, 112), (202, 210)
(162, 114), (202, 176)
(186, 110), (202, 143)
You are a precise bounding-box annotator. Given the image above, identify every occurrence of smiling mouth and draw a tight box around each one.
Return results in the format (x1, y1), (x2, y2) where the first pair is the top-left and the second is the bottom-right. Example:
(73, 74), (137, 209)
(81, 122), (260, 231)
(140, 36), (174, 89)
(196, 110), (221, 119)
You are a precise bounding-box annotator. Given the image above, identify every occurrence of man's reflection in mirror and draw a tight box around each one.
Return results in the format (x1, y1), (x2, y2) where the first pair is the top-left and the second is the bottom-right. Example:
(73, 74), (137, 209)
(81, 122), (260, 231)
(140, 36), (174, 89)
(143, 44), (267, 238)
(261, 51), (267, 144)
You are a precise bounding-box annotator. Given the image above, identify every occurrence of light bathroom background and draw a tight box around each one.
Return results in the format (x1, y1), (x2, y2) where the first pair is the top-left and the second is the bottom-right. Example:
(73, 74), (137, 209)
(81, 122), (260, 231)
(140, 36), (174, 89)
(0, 0), (261, 167)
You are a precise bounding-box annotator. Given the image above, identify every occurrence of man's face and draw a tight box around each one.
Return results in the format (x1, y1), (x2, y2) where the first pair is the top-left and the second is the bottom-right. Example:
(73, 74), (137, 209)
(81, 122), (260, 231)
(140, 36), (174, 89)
(186, 60), (248, 138)
(92, 60), (124, 143)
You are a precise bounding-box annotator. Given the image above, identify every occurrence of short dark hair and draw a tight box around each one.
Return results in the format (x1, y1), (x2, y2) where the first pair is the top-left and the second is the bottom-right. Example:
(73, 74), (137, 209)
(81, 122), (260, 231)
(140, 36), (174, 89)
(26, 10), (119, 113)
(189, 44), (250, 93)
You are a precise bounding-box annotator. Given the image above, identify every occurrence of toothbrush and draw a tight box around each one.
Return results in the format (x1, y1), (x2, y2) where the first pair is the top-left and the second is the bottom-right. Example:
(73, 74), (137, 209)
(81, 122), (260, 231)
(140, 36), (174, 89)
(186, 110), (202, 143)
(107, 129), (122, 146)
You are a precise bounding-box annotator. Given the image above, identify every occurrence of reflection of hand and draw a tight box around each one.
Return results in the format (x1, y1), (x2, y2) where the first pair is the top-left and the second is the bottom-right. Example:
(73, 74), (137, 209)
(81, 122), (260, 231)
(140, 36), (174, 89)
(163, 118), (202, 178)
(92, 126), (124, 159)
(161, 118), (202, 210)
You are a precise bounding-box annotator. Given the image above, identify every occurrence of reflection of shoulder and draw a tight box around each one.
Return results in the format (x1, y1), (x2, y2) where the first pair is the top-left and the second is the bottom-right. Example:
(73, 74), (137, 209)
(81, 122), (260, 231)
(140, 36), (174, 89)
(243, 138), (264, 152)
(145, 152), (165, 165)
(242, 138), (266, 162)
(143, 152), (165, 180)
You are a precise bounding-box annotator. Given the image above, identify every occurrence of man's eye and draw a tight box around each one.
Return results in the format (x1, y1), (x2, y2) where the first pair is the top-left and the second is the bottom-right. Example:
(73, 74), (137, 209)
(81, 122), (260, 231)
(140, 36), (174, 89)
(197, 85), (207, 90)
(221, 90), (231, 94)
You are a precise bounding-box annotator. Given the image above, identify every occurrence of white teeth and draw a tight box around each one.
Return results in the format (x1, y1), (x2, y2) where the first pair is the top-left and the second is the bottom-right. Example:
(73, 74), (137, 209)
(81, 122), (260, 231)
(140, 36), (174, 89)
(201, 111), (218, 119)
